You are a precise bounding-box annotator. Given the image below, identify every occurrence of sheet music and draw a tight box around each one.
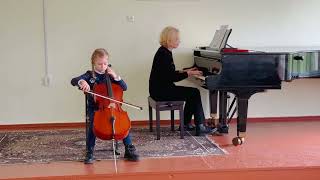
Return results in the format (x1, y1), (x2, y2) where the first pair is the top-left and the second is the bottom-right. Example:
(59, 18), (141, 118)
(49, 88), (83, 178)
(209, 25), (230, 50)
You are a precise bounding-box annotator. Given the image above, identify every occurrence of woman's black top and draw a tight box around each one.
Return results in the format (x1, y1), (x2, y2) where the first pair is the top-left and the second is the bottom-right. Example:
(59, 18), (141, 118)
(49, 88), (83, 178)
(149, 46), (188, 97)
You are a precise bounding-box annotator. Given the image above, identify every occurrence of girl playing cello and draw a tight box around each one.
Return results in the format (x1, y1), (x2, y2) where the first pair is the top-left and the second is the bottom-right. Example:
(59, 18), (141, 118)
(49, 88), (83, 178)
(71, 48), (139, 164)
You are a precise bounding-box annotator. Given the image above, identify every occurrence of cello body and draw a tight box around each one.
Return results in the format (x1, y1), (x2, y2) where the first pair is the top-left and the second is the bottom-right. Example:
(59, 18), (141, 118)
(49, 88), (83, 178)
(93, 81), (131, 140)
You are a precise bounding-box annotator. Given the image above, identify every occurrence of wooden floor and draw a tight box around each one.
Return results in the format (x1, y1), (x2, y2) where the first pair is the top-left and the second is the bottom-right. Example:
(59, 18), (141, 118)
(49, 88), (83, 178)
(1, 120), (320, 180)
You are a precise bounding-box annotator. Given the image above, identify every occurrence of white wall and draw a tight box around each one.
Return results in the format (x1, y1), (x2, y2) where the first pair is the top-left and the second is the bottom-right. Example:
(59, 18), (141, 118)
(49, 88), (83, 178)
(0, 0), (319, 125)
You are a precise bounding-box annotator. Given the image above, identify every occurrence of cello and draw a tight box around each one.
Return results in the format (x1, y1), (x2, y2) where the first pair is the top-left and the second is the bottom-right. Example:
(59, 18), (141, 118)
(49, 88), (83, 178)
(92, 76), (137, 140)
(86, 74), (143, 140)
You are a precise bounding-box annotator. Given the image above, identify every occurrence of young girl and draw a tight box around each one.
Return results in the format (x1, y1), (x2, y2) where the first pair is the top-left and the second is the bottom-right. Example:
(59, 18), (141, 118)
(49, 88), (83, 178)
(71, 48), (139, 164)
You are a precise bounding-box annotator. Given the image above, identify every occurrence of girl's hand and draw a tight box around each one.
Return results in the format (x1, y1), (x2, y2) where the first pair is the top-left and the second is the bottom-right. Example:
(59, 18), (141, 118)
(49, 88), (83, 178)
(78, 80), (90, 92)
(106, 67), (119, 80)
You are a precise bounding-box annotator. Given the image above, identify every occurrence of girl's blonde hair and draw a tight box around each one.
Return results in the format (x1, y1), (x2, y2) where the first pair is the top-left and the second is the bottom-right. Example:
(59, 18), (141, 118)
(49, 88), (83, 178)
(91, 48), (109, 65)
(90, 48), (109, 78)
(159, 26), (179, 47)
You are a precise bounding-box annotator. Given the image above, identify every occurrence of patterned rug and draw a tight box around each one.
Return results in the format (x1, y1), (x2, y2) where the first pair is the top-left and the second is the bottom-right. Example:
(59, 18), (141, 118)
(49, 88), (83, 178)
(0, 127), (225, 164)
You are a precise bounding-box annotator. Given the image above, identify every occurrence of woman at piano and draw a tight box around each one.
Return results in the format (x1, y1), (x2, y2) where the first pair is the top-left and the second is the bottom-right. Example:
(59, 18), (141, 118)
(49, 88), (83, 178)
(149, 26), (213, 136)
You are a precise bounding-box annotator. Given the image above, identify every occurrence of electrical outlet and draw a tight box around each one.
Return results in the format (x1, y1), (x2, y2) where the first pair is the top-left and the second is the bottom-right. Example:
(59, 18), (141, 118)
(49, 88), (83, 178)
(126, 15), (135, 23)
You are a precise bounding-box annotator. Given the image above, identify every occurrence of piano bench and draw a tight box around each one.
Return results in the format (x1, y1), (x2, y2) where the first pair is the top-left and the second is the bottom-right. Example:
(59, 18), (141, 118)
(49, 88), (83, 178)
(148, 96), (185, 140)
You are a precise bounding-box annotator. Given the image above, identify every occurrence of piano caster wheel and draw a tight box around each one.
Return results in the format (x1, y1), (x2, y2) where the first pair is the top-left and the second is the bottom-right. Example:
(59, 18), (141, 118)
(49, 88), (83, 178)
(232, 137), (244, 146)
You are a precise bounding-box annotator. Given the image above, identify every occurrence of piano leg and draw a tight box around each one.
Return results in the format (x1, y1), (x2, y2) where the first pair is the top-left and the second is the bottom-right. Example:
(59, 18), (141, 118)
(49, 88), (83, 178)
(232, 97), (248, 146)
(209, 90), (218, 127)
(218, 91), (229, 133)
(231, 90), (259, 146)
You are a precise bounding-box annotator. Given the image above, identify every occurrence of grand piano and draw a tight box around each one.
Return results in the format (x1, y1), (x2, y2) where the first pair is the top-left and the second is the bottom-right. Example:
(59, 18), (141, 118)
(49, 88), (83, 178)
(192, 26), (320, 145)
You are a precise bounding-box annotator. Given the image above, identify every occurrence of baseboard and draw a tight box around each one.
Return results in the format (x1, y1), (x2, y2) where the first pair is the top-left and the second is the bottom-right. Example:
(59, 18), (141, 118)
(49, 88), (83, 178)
(242, 116), (320, 123)
(0, 116), (319, 131)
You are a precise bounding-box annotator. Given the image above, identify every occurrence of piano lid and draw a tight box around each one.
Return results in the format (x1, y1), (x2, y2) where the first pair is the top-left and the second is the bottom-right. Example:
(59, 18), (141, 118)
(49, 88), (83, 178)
(205, 53), (282, 90)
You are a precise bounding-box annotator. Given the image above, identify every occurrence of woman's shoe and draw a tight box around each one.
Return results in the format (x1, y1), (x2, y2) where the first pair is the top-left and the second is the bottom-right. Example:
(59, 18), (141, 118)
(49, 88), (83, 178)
(195, 124), (214, 136)
(185, 123), (195, 131)
(178, 124), (195, 131)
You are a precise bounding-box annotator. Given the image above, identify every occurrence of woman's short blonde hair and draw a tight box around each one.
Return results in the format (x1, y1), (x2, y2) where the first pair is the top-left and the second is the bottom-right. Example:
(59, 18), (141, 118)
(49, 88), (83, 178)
(159, 26), (179, 47)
